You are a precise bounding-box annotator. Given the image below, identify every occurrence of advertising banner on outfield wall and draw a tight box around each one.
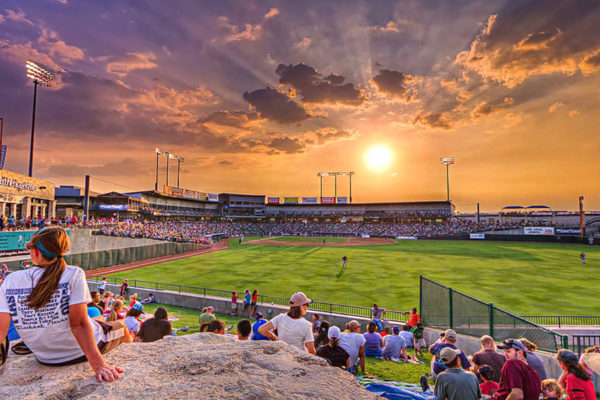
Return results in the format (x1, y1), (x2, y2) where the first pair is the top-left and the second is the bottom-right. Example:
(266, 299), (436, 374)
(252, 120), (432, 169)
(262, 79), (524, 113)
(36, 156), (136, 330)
(524, 227), (555, 235)
(302, 197), (318, 204)
(284, 197), (299, 204)
(0, 230), (70, 256)
(337, 197), (348, 204)
(321, 197), (335, 204)
(470, 233), (485, 239)
(267, 197), (280, 204)
(555, 228), (581, 235)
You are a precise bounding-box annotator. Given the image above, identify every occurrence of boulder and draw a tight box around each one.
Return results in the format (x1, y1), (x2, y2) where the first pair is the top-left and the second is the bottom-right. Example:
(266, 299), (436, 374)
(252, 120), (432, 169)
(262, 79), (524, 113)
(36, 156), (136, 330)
(0, 334), (378, 399)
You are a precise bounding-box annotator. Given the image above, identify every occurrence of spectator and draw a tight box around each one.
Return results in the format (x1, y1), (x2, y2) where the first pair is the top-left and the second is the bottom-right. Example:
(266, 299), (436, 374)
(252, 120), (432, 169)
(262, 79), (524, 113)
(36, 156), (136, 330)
(412, 321), (426, 356)
(381, 327), (390, 338)
(429, 329), (471, 378)
(251, 312), (269, 341)
(472, 335), (506, 383)
(372, 303), (386, 332)
(405, 307), (421, 328)
(0, 227), (123, 382)
(541, 379), (562, 400)
(479, 365), (500, 395)
(98, 277), (107, 295)
(250, 289), (259, 318)
(200, 319), (225, 334)
(314, 320), (330, 348)
(87, 291), (104, 313)
(258, 292), (316, 354)
(339, 320), (366, 375)
(519, 338), (547, 381)
(491, 339), (541, 400)
(434, 347), (481, 400)
(105, 300), (124, 321)
(199, 306), (216, 325)
(128, 294), (138, 308)
(382, 326), (408, 360)
(316, 326), (350, 368)
(141, 293), (156, 305)
(237, 319), (252, 341)
(136, 307), (172, 342)
(312, 313), (321, 334)
(399, 324), (414, 348)
(363, 321), (383, 358)
(120, 280), (129, 297)
(231, 291), (238, 316)
(243, 289), (251, 313)
(555, 349), (596, 400)
(0, 264), (8, 286)
(124, 303), (144, 336)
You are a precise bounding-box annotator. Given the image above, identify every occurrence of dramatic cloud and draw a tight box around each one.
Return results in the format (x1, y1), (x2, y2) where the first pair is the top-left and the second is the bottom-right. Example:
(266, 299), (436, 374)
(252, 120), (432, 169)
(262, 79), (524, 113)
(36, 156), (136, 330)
(268, 136), (305, 154)
(104, 52), (158, 77)
(38, 28), (84, 64)
(372, 69), (418, 101)
(471, 97), (514, 118)
(548, 102), (564, 113)
(275, 63), (366, 105)
(371, 21), (400, 33)
(264, 8), (279, 20)
(216, 16), (262, 43)
(314, 128), (356, 144)
(243, 87), (309, 124)
(4, 9), (34, 25)
(201, 110), (258, 128)
(413, 112), (452, 129)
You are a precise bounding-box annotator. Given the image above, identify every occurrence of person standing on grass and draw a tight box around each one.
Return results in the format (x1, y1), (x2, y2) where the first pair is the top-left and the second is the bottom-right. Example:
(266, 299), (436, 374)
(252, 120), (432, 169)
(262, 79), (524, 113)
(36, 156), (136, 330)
(412, 322), (426, 356)
(581, 251), (586, 265)
(341, 256), (348, 272)
(250, 289), (258, 318)
(231, 291), (238, 316)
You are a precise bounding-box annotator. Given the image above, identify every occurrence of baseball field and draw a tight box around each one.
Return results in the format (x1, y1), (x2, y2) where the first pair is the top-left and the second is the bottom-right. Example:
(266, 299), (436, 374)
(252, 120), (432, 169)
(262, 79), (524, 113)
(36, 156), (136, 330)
(107, 237), (599, 315)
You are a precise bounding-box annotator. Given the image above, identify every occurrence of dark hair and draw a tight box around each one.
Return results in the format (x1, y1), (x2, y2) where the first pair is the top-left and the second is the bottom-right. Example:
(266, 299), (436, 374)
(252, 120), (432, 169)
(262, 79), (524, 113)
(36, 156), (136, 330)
(287, 305), (302, 319)
(200, 319), (225, 333)
(479, 365), (495, 381)
(329, 337), (340, 348)
(26, 227), (70, 309)
(315, 321), (330, 347)
(557, 353), (591, 381)
(252, 289), (258, 296)
(153, 307), (168, 324)
(412, 307), (417, 313)
(367, 322), (377, 333)
(237, 319), (252, 338)
(402, 324), (410, 331)
(126, 308), (143, 318)
(90, 291), (99, 299)
(313, 313), (320, 320)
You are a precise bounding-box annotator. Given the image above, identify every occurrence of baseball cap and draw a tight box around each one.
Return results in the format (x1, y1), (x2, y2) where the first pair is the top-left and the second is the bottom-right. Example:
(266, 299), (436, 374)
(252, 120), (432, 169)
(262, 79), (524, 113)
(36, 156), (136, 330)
(392, 326), (400, 334)
(255, 311), (263, 320)
(290, 292), (312, 307)
(132, 302), (144, 312)
(327, 326), (341, 340)
(440, 347), (461, 363)
(444, 329), (457, 340)
(556, 349), (579, 365)
(497, 339), (527, 352)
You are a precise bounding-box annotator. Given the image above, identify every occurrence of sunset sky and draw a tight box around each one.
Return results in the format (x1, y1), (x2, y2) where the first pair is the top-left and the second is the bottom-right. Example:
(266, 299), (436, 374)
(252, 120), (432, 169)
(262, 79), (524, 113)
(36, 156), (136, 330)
(1, 0), (599, 212)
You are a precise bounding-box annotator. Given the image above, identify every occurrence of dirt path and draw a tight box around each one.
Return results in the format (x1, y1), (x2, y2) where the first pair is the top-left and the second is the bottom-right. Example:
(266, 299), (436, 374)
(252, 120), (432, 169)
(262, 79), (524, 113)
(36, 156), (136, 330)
(246, 237), (396, 246)
(85, 241), (230, 277)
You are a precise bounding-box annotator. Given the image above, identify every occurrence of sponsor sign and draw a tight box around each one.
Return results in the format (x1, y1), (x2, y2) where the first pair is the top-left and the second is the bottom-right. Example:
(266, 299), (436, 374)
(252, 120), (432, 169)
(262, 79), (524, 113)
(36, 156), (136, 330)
(171, 187), (184, 197)
(0, 169), (54, 200)
(470, 233), (485, 239)
(360, 234), (370, 238)
(0, 230), (69, 256)
(524, 227), (555, 235)
(267, 197), (280, 204)
(321, 197), (335, 204)
(302, 197), (318, 204)
(284, 197), (299, 204)
(163, 185), (172, 195)
(20, 260), (32, 269)
(207, 193), (219, 202)
(555, 228), (582, 235)
(98, 204), (127, 211)
(396, 236), (418, 240)
(337, 197), (348, 204)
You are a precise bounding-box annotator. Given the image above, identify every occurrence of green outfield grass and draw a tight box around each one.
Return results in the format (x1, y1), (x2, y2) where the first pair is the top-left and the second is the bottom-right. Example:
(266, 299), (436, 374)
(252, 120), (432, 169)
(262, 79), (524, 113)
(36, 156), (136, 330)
(269, 236), (349, 242)
(108, 240), (600, 315)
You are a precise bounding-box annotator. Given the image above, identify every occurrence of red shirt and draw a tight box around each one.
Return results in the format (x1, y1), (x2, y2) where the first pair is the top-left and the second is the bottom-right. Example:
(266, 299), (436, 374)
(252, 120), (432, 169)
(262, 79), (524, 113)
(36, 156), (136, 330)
(480, 381), (500, 395)
(492, 359), (541, 400)
(407, 312), (421, 327)
(380, 332), (389, 337)
(566, 374), (597, 400)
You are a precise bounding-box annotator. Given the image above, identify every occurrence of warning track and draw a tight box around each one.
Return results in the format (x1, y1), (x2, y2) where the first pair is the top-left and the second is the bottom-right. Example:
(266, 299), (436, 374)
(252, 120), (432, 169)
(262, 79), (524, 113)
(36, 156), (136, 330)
(246, 237), (396, 246)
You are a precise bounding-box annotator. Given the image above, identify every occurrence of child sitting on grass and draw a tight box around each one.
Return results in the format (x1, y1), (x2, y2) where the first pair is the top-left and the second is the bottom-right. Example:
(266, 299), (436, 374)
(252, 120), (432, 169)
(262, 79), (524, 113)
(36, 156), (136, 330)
(541, 379), (562, 400)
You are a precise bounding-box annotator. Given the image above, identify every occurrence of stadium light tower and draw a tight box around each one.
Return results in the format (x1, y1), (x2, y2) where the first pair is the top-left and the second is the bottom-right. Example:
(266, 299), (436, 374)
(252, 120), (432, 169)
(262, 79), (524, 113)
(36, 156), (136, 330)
(26, 60), (54, 177)
(154, 148), (169, 190)
(440, 157), (455, 202)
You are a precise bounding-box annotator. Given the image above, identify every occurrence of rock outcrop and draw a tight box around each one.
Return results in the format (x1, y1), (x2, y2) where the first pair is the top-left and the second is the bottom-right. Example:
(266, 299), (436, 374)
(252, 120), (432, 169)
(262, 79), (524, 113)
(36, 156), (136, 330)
(0, 334), (378, 399)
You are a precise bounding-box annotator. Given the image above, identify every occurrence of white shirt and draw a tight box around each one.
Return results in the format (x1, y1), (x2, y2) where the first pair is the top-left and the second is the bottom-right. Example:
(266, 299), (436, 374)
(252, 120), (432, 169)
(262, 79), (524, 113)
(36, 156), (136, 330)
(98, 280), (107, 290)
(124, 316), (140, 332)
(269, 313), (313, 351)
(399, 330), (414, 345)
(0, 265), (105, 363)
(339, 332), (366, 365)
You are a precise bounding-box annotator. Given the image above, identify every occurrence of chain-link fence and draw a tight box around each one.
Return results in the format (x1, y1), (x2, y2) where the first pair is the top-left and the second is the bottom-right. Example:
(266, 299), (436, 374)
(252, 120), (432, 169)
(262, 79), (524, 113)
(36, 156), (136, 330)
(420, 275), (567, 352)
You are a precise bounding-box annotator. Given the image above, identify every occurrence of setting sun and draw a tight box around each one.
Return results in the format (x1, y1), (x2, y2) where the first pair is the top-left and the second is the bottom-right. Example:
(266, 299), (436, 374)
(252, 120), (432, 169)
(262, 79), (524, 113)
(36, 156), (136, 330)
(365, 145), (393, 170)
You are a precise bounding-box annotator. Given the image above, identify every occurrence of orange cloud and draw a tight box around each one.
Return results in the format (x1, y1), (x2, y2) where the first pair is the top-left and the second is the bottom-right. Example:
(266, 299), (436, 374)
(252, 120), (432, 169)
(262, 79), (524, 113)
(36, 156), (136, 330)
(548, 102), (564, 113)
(105, 52), (158, 77)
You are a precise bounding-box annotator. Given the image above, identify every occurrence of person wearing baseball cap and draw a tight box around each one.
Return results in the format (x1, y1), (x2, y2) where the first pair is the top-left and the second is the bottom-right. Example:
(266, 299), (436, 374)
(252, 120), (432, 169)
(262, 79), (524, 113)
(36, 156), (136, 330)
(429, 329), (471, 377)
(339, 320), (366, 375)
(555, 349), (596, 399)
(258, 292), (315, 354)
(250, 312), (269, 341)
(434, 347), (481, 400)
(382, 326), (408, 361)
(316, 326), (350, 368)
(491, 339), (541, 400)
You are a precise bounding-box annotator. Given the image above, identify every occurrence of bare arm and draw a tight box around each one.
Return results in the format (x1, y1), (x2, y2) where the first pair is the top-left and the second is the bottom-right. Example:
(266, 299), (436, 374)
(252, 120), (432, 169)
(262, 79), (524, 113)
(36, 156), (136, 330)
(69, 303), (123, 383)
(305, 341), (316, 355)
(258, 321), (277, 340)
(505, 388), (524, 400)
(358, 345), (366, 374)
(0, 313), (10, 347)
(558, 370), (567, 390)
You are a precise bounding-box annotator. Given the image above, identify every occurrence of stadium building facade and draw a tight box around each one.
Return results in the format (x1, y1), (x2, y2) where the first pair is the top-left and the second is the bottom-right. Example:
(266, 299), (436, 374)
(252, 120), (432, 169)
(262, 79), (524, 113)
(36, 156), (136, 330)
(0, 169), (55, 219)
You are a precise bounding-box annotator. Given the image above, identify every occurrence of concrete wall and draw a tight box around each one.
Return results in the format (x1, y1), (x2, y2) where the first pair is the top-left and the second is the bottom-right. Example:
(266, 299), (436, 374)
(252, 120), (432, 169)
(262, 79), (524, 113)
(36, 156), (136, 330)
(69, 229), (163, 253)
(89, 281), (563, 379)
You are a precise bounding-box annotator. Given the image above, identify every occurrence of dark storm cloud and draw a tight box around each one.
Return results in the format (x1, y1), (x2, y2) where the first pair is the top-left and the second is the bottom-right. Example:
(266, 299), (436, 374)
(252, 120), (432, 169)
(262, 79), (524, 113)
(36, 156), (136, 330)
(242, 87), (309, 124)
(315, 128), (354, 144)
(275, 63), (366, 105)
(268, 136), (305, 154)
(372, 69), (418, 101)
(413, 112), (452, 129)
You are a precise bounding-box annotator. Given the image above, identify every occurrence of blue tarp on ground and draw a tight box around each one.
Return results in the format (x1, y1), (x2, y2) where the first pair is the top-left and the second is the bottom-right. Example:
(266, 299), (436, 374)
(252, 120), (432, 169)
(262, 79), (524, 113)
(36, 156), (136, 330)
(358, 377), (436, 400)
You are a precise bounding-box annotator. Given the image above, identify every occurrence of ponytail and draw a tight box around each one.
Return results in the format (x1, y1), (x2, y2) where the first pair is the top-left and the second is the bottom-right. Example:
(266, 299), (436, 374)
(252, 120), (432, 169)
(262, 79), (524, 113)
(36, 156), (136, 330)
(107, 300), (123, 322)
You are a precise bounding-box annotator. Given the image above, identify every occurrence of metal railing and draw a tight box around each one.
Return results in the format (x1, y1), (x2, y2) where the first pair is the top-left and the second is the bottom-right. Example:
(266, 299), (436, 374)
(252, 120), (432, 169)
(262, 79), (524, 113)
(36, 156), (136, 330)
(573, 335), (600, 357)
(90, 276), (407, 322)
(521, 316), (600, 327)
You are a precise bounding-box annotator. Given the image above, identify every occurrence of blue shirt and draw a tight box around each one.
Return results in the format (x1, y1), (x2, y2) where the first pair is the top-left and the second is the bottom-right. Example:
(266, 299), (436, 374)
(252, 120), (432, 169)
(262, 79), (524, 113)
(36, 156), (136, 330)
(245, 293), (251, 304)
(87, 306), (101, 319)
(251, 319), (269, 340)
(430, 342), (471, 374)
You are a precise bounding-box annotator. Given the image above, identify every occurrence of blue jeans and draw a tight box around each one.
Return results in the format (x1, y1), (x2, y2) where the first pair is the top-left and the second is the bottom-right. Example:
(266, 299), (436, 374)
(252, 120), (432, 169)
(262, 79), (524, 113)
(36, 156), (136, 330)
(373, 319), (384, 332)
(365, 348), (382, 358)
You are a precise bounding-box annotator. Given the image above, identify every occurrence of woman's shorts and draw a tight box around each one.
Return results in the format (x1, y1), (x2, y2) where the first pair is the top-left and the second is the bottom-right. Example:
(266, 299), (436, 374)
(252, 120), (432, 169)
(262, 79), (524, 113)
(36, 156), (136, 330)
(232, 303), (238, 309)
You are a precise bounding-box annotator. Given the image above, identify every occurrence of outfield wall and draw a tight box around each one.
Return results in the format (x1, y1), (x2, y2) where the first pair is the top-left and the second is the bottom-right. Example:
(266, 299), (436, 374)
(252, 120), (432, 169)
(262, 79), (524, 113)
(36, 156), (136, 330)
(88, 281), (563, 379)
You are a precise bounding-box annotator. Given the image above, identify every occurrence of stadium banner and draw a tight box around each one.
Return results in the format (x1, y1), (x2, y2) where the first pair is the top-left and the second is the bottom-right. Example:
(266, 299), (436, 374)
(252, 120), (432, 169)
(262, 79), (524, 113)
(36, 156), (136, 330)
(183, 189), (196, 199)
(302, 197), (318, 204)
(208, 193), (219, 202)
(163, 185), (172, 196)
(171, 187), (184, 198)
(284, 197), (299, 204)
(470, 233), (485, 239)
(555, 228), (581, 235)
(555, 211), (573, 216)
(337, 197), (348, 204)
(196, 192), (208, 201)
(0, 230), (70, 256)
(321, 196), (335, 204)
(396, 236), (418, 240)
(361, 234), (370, 238)
(524, 227), (555, 235)
(98, 204), (127, 211)
(267, 197), (280, 204)
(0, 145), (6, 170)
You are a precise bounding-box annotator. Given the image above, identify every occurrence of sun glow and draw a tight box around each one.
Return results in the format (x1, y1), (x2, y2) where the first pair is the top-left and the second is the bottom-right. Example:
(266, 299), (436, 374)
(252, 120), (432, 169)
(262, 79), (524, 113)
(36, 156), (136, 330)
(365, 145), (393, 170)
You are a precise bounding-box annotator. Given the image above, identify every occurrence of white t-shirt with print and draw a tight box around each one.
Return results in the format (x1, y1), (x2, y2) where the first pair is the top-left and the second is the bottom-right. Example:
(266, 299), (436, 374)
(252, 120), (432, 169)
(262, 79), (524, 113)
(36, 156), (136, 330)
(0, 265), (105, 363)
(269, 313), (314, 351)
(339, 332), (367, 365)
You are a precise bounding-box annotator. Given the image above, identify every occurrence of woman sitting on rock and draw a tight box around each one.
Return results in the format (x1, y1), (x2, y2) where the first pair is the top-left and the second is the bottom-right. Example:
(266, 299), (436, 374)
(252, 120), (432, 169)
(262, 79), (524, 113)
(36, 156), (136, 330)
(258, 292), (316, 354)
(0, 227), (123, 382)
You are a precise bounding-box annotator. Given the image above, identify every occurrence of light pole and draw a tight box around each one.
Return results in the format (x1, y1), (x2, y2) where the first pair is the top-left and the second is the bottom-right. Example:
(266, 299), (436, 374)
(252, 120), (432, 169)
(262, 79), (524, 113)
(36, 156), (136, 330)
(169, 154), (184, 188)
(154, 148), (168, 190)
(440, 157), (455, 202)
(26, 61), (53, 177)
